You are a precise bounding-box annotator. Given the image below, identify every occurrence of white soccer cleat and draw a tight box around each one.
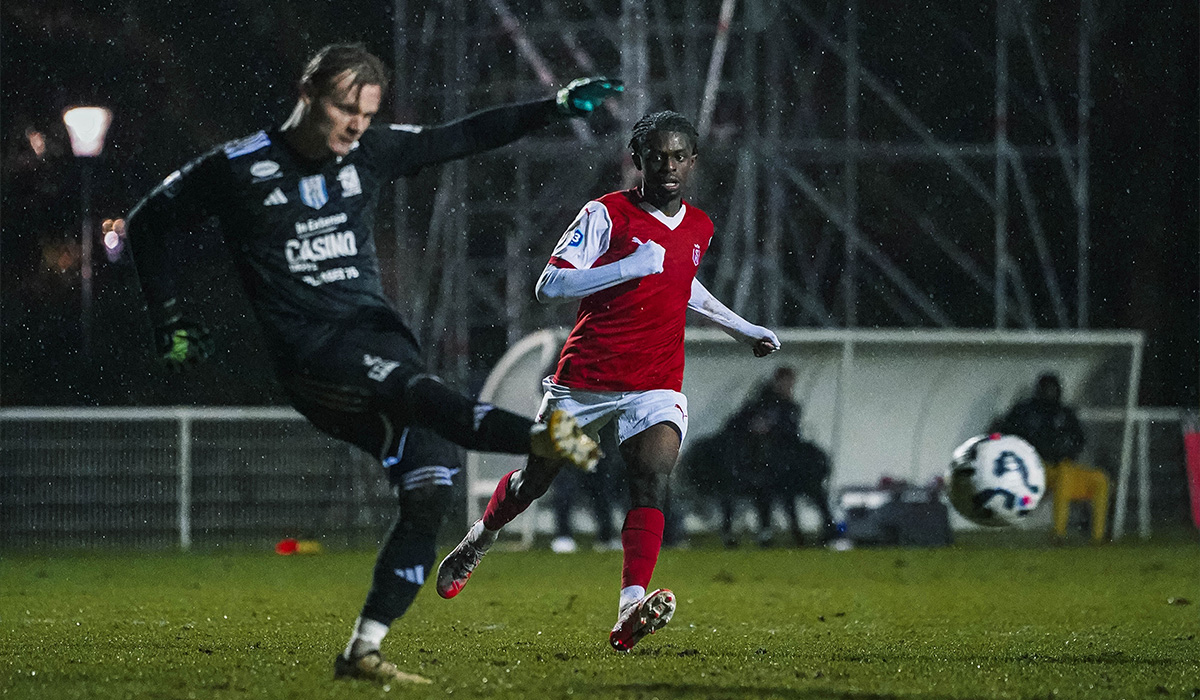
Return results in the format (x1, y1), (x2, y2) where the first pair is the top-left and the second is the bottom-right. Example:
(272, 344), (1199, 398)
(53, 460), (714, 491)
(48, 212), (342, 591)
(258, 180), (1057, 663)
(530, 409), (601, 472)
(436, 520), (492, 599)
(609, 588), (676, 652)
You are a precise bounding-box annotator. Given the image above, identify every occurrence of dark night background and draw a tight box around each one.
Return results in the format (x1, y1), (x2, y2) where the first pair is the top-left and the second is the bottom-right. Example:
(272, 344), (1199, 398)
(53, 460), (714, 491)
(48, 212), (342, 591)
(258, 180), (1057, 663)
(1, 1), (1196, 408)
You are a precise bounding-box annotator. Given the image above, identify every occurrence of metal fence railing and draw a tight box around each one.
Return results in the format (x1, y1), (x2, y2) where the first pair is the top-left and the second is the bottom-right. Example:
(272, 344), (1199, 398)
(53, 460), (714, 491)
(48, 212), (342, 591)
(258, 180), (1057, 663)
(0, 407), (395, 549)
(1, 406), (1192, 549)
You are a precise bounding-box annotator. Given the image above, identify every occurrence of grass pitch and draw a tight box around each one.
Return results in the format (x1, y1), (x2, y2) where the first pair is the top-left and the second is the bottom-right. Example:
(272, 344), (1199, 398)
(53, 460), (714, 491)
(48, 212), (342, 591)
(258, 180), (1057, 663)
(2, 537), (1197, 699)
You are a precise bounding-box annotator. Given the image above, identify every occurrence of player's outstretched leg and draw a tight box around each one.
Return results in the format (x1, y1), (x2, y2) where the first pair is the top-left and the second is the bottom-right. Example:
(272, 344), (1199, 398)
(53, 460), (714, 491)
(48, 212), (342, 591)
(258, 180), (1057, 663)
(403, 379), (600, 472)
(609, 588), (676, 652)
(437, 410), (595, 599)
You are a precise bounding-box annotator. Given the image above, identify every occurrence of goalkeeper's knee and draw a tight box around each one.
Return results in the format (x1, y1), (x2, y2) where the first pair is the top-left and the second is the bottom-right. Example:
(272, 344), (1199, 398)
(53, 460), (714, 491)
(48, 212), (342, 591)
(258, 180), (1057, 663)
(397, 480), (452, 536)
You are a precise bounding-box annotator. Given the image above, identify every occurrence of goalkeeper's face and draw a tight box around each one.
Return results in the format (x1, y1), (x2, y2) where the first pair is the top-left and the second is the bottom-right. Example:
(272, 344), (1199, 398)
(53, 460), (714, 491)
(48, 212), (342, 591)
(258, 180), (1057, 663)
(306, 72), (382, 158)
(635, 131), (697, 205)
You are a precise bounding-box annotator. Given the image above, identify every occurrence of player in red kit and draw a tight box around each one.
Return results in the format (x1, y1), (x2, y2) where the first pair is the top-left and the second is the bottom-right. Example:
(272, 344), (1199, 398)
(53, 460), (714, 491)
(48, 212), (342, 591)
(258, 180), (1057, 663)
(436, 111), (780, 651)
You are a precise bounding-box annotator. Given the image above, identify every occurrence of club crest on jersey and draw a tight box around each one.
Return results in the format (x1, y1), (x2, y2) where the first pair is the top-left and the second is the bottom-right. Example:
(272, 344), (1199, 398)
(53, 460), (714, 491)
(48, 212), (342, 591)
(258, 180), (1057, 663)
(299, 175), (328, 210)
(338, 165), (362, 197)
(692, 243), (701, 266)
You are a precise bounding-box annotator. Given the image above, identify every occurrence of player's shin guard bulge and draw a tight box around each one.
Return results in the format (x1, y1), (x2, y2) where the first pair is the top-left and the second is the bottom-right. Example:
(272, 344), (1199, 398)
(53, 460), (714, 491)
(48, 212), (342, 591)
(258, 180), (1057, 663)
(334, 651), (432, 685)
(530, 409), (601, 472)
(609, 588), (676, 652)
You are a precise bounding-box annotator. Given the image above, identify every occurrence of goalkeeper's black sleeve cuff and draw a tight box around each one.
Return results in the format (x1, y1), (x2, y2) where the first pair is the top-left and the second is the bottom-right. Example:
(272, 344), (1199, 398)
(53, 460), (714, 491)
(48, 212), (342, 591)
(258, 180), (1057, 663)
(148, 298), (182, 328)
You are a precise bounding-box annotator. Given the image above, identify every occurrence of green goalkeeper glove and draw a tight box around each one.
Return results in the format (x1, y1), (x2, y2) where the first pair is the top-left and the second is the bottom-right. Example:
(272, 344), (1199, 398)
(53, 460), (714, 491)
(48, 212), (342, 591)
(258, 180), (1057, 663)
(152, 300), (213, 371)
(556, 77), (624, 117)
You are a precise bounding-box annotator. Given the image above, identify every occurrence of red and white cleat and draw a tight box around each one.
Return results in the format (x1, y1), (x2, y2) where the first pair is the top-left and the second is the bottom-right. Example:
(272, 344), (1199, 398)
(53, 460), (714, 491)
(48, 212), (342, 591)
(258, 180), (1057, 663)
(436, 520), (492, 599)
(609, 588), (676, 652)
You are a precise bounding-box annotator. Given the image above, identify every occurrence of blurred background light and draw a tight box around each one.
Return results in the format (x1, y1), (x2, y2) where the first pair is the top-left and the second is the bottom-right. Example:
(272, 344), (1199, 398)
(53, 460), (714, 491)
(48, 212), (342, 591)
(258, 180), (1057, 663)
(61, 106), (112, 158)
(25, 127), (47, 159)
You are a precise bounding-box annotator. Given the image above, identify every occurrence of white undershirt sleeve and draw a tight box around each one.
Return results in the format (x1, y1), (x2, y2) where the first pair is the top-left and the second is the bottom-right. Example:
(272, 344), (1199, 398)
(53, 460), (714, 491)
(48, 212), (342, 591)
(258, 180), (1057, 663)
(536, 200), (666, 304)
(536, 263), (631, 303)
(688, 278), (781, 349)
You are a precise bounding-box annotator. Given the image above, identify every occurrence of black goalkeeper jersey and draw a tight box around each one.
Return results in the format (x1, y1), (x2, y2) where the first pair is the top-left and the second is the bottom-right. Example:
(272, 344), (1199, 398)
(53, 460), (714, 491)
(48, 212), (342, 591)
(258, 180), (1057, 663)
(128, 99), (558, 361)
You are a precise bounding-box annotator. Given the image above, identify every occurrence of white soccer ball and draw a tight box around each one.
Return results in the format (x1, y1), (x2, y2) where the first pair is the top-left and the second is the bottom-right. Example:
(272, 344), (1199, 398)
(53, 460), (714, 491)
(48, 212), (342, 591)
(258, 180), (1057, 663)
(947, 433), (1045, 527)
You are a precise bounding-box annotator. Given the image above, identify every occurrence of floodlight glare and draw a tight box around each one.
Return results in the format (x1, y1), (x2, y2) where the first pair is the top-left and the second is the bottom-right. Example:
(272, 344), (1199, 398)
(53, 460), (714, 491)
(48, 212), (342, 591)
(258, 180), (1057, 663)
(62, 106), (113, 157)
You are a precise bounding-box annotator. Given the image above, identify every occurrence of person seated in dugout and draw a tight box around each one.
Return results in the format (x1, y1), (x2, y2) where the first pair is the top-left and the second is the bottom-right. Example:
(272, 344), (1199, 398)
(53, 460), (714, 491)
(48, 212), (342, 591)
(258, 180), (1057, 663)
(682, 366), (837, 547)
(995, 372), (1109, 542)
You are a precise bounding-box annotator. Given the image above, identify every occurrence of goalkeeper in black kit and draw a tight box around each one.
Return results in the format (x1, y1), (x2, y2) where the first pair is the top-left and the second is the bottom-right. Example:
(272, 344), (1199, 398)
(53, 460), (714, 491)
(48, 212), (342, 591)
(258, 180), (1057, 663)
(126, 43), (618, 685)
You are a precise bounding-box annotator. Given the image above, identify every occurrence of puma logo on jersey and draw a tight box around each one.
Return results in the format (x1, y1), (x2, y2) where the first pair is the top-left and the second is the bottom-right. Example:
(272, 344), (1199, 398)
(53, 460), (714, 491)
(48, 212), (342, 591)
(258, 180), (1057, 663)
(263, 188), (287, 206)
(393, 565), (425, 585)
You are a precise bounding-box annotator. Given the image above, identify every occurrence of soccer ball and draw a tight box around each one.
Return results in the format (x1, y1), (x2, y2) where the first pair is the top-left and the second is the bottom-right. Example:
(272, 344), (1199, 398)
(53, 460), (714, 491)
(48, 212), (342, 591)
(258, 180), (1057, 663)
(946, 434), (1045, 527)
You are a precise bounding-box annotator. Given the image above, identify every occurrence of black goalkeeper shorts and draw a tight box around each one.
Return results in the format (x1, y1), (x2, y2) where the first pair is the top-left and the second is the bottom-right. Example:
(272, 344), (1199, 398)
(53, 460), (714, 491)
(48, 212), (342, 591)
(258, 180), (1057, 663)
(277, 322), (428, 464)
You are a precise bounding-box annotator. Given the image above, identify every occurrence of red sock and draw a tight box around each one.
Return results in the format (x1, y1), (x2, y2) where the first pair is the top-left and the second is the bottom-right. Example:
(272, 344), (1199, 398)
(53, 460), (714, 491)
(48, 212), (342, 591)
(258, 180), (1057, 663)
(481, 469), (533, 531)
(620, 507), (665, 590)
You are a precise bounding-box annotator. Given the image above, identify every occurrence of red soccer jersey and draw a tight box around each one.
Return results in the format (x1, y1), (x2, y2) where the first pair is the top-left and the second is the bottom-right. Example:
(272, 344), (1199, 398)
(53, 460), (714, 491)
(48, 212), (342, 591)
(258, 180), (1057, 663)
(547, 189), (713, 392)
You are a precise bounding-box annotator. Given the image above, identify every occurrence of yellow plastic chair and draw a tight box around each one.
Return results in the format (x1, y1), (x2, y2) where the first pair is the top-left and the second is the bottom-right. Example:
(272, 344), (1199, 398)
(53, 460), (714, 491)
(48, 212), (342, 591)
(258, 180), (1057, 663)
(1045, 459), (1109, 542)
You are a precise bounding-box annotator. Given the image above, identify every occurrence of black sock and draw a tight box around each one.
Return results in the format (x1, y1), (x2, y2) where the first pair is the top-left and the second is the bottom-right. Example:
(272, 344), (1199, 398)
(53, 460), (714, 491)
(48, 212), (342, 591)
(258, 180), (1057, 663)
(402, 375), (533, 454)
(360, 520), (436, 627)
(360, 479), (449, 626)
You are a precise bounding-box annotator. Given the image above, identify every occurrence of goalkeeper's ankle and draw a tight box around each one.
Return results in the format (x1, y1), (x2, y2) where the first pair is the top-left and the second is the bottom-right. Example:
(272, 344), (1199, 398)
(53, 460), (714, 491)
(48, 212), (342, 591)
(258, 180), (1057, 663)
(344, 617), (388, 660)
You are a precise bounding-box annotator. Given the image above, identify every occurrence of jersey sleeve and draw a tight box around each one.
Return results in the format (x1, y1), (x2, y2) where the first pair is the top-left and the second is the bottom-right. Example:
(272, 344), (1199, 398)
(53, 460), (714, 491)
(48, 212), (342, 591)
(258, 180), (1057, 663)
(126, 147), (230, 310)
(369, 99), (558, 181)
(547, 201), (613, 270)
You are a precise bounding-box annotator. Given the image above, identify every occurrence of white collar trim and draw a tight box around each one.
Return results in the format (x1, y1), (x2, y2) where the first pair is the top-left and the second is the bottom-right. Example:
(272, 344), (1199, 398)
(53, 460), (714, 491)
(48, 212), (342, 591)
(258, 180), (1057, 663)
(638, 201), (687, 230)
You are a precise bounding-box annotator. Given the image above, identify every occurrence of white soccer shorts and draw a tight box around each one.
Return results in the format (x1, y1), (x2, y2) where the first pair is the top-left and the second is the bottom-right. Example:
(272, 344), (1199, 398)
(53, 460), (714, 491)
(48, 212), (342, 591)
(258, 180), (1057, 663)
(536, 377), (689, 446)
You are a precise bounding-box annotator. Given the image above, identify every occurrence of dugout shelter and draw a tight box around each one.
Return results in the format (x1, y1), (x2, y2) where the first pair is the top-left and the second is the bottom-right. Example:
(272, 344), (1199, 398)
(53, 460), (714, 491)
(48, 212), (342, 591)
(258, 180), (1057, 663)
(465, 327), (1143, 544)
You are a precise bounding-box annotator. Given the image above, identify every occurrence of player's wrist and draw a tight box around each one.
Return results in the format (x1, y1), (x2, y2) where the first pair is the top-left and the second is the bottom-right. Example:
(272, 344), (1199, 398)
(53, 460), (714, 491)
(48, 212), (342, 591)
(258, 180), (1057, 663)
(555, 77), (624, 118)
(555, 88), (577, 118)
(615, 257), (634, 280)
(149, 298), (182, 328)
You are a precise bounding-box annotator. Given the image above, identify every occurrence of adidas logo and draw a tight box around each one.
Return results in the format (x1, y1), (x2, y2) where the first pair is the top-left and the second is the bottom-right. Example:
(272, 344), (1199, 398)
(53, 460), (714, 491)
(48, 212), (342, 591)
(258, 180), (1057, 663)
(394, 565), (425, 585)
(263, 188), (288, 206)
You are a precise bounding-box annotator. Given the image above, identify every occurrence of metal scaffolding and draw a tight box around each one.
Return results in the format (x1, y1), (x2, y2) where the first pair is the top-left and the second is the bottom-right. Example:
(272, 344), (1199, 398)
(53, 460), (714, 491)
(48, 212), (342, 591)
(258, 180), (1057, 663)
(387, 0), (1097, 381)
